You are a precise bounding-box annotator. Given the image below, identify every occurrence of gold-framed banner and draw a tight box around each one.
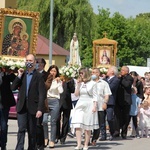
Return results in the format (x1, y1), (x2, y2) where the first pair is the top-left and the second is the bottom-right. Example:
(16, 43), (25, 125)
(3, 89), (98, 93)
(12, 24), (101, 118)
(93, 36), (118, 68)
(0, 8), (40, 58)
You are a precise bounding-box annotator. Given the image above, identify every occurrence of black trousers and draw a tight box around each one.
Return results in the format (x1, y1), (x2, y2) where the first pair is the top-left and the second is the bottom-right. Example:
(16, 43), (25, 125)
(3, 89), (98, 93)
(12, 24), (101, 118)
(92, 111), (106, 141)
(36, 115), (44, 149)
(56, 107), (71, 142)
(16, 112), (37, 150)
(129, 115), (139, 136)
(114, 104), (131, 136)
(0, 107), (9, 149)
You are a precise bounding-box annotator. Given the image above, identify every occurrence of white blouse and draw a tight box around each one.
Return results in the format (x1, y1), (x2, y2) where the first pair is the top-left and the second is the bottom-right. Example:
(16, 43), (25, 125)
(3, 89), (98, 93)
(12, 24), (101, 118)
(47, 79), (63, 99)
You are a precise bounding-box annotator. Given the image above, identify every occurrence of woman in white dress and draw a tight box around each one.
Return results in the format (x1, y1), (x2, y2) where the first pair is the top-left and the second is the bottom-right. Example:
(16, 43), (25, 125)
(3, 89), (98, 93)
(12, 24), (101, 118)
(71, 68), (99, 150)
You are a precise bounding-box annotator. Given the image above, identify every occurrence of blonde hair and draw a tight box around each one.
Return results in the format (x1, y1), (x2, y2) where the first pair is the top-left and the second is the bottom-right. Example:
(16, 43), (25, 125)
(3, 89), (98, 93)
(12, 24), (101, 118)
(79, 68), (91, 83)
(142, 100), (149, 108)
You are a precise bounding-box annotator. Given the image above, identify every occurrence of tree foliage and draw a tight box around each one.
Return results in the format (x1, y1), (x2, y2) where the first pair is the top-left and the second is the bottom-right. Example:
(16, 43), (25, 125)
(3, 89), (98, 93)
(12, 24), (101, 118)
(17, 0), (150, 67)
(17, 0), (94, 67)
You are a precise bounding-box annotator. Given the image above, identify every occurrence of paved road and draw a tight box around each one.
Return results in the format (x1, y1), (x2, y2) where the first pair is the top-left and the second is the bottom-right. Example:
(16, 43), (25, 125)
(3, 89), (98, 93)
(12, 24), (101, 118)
(7, 119), (150, 150)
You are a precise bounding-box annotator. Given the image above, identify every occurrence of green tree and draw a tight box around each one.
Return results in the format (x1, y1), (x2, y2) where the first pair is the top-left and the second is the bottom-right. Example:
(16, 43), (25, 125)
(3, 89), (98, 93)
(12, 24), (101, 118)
(129, 17), (150, 66)
(17, 1), (150, 67)
(17, 0), (95, 67)
(93, 8), (150, 67)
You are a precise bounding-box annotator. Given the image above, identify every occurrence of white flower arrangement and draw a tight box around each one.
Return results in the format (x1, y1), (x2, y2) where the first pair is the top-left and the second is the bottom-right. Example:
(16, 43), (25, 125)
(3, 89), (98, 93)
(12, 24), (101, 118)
(99, 67), (108, 74)
(0, 57), (26, 70)
(59, 65), (80, 78)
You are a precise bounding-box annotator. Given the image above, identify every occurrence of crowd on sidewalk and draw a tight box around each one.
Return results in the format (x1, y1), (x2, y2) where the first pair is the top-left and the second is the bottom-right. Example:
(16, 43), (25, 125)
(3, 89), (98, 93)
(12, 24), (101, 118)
(1, 54), (150, 150)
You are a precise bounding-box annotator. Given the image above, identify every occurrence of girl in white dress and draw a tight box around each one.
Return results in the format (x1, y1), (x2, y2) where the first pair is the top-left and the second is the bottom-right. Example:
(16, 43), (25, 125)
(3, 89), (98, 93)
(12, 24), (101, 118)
(139, 101), (150, 138)
(71, 68), (99, 150)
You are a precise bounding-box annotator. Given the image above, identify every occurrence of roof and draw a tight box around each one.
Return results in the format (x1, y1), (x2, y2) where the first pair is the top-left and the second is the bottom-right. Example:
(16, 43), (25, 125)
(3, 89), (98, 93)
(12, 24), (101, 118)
(36, 34), (70, 56)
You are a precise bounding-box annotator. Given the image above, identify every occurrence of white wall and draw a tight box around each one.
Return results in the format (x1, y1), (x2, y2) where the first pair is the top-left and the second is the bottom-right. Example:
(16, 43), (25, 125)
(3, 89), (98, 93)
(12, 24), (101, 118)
(0, 0), (17, 9)
(127, 65), (150, 77)
(0, 0), (5, 8)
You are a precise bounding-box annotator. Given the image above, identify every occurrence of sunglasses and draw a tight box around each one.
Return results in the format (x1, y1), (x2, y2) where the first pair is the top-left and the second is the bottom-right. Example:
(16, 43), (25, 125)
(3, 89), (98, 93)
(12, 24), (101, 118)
(79, 72), (83, 75)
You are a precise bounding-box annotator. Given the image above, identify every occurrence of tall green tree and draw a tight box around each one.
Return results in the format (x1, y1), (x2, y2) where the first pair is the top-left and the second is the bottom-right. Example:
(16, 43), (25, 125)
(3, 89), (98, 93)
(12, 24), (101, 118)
(93, 7), (150, 67)
(17, 0), (95, 67)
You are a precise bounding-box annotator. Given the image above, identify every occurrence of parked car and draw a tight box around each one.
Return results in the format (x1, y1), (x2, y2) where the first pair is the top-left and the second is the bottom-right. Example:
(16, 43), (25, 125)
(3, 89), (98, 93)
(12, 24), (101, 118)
(9, 90), (18, 118)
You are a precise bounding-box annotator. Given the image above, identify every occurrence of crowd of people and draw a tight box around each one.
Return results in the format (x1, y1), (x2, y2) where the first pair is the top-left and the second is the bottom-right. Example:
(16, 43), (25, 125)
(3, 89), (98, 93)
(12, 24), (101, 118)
(0, 54), (150, 150)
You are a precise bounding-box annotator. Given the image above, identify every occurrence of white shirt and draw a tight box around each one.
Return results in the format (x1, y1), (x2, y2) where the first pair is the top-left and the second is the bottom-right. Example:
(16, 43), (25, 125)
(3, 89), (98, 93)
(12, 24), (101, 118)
(71, 93), (79, 101)
(71, 78), (79, 101)
(96, 79), (112, 111)
(39, 70), (44, 73)
(107, 75), (115, 81)
(47, 79), (63, 99)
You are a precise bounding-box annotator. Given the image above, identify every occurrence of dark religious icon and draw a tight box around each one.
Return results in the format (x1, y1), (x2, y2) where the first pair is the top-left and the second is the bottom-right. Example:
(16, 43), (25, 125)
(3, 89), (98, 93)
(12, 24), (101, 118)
(0, 8), (40, 58)
(2, 18), (29, 57)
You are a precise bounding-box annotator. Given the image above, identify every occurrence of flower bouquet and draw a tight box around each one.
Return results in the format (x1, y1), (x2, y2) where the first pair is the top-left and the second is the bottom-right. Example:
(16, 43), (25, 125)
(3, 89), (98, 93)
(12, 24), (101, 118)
(99, 67), (108, 75)
(59, 65), (80, 81)
(0, 57), (26, 71)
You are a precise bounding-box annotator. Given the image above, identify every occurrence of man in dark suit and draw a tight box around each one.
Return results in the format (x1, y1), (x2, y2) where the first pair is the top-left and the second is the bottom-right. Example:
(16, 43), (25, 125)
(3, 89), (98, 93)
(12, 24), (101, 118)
(0, 69), (16, 150)
(114, 66), (133, 139)
(36, 58), (48, 81)
(104, 66), (120, 140)
(36, 58), (48, 150)
(11, 54), (46, 150)
(56, 78), (75, 144)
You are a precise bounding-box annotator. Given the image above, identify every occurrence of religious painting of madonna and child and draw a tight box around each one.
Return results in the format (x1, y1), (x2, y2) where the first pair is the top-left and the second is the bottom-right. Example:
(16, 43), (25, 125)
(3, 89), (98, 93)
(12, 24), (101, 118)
(96, 46), (112, 67)
(0, 8), (39, 58)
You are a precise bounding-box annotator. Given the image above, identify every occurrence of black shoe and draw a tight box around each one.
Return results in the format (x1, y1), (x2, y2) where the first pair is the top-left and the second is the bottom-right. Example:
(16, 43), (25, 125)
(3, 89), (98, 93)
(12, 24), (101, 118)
(130, 135), (135, 138)
(113, 132), (120, 137)
(99, 137), (106, 141)
(60, 141), (65, 145)
(67, 132), (74, 138)
(44, 139), (49, 147)
(121, 132), (127, 139)
(36, 145), (44, 150)
(90, 140), (96, 146)
(55, 139), (59, 144)
(121, 134), (127, 139)
(109, 135), (113, 141)
(122, 135), (127, 139)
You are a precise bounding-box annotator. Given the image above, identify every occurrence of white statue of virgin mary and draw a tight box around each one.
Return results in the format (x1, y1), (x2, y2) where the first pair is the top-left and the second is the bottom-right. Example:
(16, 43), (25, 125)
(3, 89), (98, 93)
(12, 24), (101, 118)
(68, 33), (81, 66)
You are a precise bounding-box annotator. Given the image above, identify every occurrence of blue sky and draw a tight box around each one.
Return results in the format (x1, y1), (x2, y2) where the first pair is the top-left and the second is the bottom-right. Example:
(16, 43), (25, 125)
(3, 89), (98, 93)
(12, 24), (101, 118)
(90, 0), (150, 18)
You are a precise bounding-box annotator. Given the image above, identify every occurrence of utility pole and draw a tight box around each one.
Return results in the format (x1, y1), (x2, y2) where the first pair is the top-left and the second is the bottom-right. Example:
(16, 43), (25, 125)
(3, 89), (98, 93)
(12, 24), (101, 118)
(49, 0), (53, 65)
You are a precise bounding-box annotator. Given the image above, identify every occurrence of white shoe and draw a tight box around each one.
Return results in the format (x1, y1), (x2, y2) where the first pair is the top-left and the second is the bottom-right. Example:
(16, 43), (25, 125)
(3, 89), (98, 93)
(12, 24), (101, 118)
(74, 146), (82, 150)
(83, 147), (88, 150)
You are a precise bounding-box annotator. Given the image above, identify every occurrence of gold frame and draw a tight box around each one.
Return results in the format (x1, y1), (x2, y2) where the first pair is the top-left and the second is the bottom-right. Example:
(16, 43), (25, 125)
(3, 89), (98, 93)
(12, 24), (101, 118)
(0, 8), (40, 58)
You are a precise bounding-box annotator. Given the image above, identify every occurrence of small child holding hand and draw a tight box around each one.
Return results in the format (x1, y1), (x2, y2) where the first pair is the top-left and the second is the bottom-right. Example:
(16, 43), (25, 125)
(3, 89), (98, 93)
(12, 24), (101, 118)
(129, 87), (141, 138)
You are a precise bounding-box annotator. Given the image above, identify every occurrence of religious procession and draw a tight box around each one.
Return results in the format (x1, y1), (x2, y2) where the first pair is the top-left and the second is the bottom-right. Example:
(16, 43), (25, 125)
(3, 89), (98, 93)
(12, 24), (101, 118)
(0, 2), (150, 150)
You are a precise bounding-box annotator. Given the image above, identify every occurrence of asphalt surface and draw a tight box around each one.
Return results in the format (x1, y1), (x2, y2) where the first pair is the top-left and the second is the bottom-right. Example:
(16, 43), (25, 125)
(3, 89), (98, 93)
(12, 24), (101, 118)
(7, 119), (150, 150)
